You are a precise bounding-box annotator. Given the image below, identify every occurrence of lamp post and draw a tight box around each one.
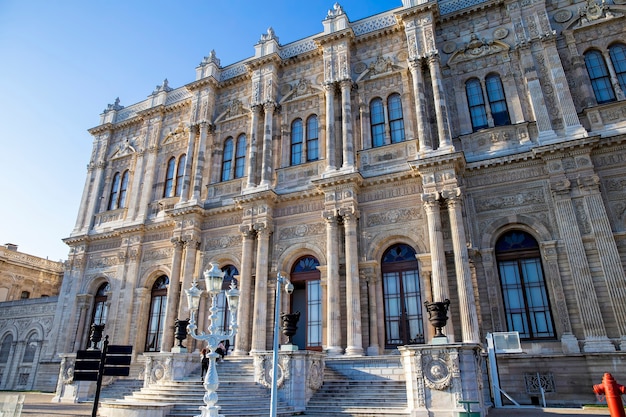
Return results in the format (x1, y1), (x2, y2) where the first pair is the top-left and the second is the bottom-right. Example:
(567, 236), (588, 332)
(270, 272), (294, 417)
(186, 262), (239, 417)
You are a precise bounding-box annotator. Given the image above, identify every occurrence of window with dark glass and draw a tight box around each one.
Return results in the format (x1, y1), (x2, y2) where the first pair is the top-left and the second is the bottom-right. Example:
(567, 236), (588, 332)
(466, 78), (488, 131)
(22, 334), (37, 363)
(175, 155), (186, 197)
(609, 43), (626, 94)
(291, 119), (303, 166)
(108, 170), (130, 210)
(290, 256), (322, 350)
(163, 157), (176, 197)
(20, 291), (30, 299)
(496, 230), (555, 340)
(485, 74), (511, 126)
(382, 244), (424, 347)
(306, 115), (319, 162)
(216, 265), (239, 333)
(108, 172), (120, 210)
(585, 50), (616, 104)
(370, 98), (385, 147)
(0, 334), (13, 364)
(221, 138), (234, 182)
(118, 170), (129, 208)
(388, 93), (405, 144)
(145, 276), (168, 352)
(234, 134), (246, 178)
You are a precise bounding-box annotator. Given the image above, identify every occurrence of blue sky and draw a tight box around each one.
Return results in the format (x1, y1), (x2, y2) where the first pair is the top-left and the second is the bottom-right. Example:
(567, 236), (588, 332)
(0, 0), (401, 261)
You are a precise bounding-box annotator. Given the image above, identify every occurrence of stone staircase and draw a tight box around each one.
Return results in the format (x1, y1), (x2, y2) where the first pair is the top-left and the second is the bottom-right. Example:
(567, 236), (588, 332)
(301, 358), (410, 416)
(103, 357), (294, 417)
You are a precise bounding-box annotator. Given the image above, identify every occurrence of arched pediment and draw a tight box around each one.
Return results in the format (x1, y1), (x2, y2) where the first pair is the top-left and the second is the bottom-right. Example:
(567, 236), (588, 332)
(448, 37), (510, 66)
(355, 55), (404, 83)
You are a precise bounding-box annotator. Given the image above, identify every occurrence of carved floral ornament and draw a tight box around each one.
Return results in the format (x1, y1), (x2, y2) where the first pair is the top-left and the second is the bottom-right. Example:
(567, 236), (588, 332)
(448, 34), (510, 65)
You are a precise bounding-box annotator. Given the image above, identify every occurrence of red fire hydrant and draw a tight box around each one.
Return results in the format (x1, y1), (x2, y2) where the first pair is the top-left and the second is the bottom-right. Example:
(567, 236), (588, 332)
(593, 373), (626, 417)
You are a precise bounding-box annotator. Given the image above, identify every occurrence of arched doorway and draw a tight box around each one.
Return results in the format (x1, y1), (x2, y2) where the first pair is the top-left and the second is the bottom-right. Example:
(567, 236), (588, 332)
(145, 275), (168, 352)
(290, 256), (322, 351)
(381, 244), (424, 348)
(88, 282), (110, 349)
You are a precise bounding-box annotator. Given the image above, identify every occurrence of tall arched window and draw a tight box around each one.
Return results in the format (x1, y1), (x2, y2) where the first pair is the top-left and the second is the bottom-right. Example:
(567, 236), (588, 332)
(388, 93), (405, 144)
(0, 334), (13, 364)
(585, 50), (616, 104)
(22, 333), (37, 363)
(175, 154), (186, 196)
(89, 282), (110, 349)
(609, 43), (626, 94)
(215, 265), (239, 334)
(466, 78), (488, 131)
(145, 276), (169, 352)
(496, 230), (555, 340)
(118, 170), (129, 208)
(234, 134), (246, 178)
(108, 172), (120, 210)
(290, 256), (322, 350)
(382, 244), (424, 347)
(291, 119), (304, 166)
(306, 115), (319, 162)
(164, 157), (176, 197)
(370, 98), (385, 147)
(485, 74), (511, 126)
(221, 138), (234, 182)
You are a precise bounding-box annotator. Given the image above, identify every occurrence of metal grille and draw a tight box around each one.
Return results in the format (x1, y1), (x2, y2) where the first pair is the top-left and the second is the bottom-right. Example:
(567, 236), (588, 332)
(524, 373), (555, 394)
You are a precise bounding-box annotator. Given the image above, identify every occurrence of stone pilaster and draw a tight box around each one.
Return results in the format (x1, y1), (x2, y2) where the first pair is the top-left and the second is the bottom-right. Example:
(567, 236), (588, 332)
(251, 224), (271, 352)
(323, 210), (342, 355)
(340, 80), (355, 170)
(342, 210), (363, 356)
(160, 237), (184, 352)
(443, 189), (480, 343)
(191, 122), (209, 202)
(409, 59), (432, 153)
(259, 103), (276, 187)
(421, 193), (450, 303)
(234, 226), (255, 355)
(324, 83), (337, 172)
(178, 125), (196, 203)
(246, 105), (261, 188)
(177, 237), (200, 318)
(427, 55), (453, 151)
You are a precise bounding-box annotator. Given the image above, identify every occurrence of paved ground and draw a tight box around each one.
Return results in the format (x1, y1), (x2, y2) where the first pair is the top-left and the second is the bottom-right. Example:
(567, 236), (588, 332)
(0, 392), (614, 416)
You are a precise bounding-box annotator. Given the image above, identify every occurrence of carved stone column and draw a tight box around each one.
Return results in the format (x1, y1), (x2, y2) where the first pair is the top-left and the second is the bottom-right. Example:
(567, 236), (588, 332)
(191, 122), (208, 202)
(251, 224), (271, 352)
(138, 146), (159, 222)
(427, 55), (452, 150)
(177, 237), (200, 318)
(324, 83), (337, 172)
(178, 125), (197, 203)
(444, 190), (480, 343)
(365, 270), (380, 356)
(409, 59), (432, 153)
(132, 287), (150, 352)
(421, 193), (450, 303)
(260, 103), (275, 187)
(160, 237), (184, 352)
(549, 178), (613, 352)
(342, 210), (363, 355)
(324, 211), (342, 355)
(580, 175), (626, 347)
(247, 105), (261, 188)
(340, 80), (355, 170)
(234, 227), (255, 355)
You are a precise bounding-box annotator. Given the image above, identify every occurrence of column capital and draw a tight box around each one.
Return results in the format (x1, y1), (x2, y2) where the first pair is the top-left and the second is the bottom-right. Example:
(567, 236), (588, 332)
(441, 187), (461, 202)
(171, 237), (185, 249)
(322, 210), (339, 223)
(239, 224), (256, 239)
(421, 192), (440, 205)
(263, 101), (277, 113)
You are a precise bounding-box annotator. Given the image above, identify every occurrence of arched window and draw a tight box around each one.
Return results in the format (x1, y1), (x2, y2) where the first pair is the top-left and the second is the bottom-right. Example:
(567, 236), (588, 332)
(145, 276), (168, 352)
(290, 256), (322, 350)
(382, 244), (424, 347)
(216, 265), (239, 334)
(609, 43), (626, 94)
(221, 138), (234, 181)
(163, 157), (176, 197)
(0, 334), (13, 364)
(485, 74), (511, 126)
(108, 172), (120, 210)
(108, 170), (130, 210)
(234, 134), (246, 178)
(91, 283), (110, 327)
(466, 78), (488, 131)
(585, 50), (616, 104)
(22, 333), (37, 363)
(306, 115), (319, 162)
(118, 170), (129, 208)
(370, 98), (385, 147)
(388, 93), (405, 144)
(291, 119), (304, 166)
(496, 230), (555, 340)
(175, 154), (186, 197)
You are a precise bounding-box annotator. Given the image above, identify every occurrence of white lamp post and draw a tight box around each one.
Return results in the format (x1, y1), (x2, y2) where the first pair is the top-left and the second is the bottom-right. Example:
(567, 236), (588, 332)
(186, 262), (239, 417)
(270, 272), (294, 417)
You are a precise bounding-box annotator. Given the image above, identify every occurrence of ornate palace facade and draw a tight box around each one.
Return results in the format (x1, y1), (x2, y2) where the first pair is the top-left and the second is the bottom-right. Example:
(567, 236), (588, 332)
(47, 0), (626, 404)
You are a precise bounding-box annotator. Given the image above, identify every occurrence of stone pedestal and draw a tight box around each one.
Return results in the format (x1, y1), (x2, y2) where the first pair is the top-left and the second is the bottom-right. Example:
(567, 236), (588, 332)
(399, 343), (485, 417)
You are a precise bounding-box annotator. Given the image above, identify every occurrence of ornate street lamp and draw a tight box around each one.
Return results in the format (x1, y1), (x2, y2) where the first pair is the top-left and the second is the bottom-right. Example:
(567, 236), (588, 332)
(270, 272), (294, 417)
(186, 262), (239, 417)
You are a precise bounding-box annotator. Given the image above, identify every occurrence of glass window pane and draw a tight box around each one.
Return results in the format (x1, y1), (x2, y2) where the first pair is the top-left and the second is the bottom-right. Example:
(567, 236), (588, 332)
(221, 139), (234, 181)
(370, 98), (385, 147)
(235, 135), (246, 178)
(306, 115), (319, 161)
(485, 75), (510, 126)
(466, 79), (488, 131)
(585, 50), (616, 103)
(291, 119), (303, 165)
(163, 158), (175, 197)
(388, 94), (405, 143)
(609, 44), (626, 95)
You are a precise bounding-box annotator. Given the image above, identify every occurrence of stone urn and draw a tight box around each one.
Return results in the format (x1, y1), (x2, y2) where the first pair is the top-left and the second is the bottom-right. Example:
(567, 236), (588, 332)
(174, 319), (189, 348)
(424, 299), (450, 338)
(281, 311), (301, 345)
(89, 323), (105, 350)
